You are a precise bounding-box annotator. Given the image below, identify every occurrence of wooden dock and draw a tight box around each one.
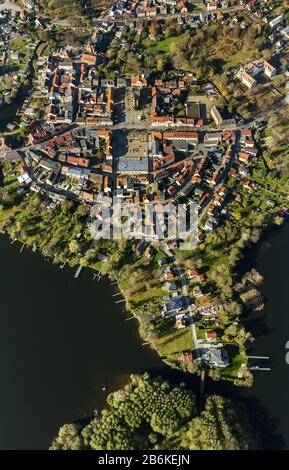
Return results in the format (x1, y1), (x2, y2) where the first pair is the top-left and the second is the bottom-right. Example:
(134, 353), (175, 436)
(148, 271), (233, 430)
(248, 355), (270, 360)
(93, 272), (102, 281)
(74, 265), (83, 279)
(248, 355), (271, 371)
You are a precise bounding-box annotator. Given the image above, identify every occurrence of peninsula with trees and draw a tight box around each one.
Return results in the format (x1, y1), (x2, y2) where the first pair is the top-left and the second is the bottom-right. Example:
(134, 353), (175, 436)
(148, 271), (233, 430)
(50, 373), (253, 450)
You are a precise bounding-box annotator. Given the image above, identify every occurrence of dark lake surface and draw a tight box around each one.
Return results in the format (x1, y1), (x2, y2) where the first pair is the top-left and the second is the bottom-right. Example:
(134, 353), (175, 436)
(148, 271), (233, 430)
(0, 221), (289, 449)
(235, 221), (289, 450)
(0, 235), (166, 450)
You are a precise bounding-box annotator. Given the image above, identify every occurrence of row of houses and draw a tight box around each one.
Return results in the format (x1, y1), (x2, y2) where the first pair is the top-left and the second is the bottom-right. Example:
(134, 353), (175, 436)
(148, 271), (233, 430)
(136, 0), (189, 18)
(43, 54), (115, 126)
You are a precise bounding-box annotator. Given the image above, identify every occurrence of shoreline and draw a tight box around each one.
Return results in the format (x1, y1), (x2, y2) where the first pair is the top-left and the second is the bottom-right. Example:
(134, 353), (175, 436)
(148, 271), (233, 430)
(1, 221), (287, 450)
(0, 220), (269, 389)
(3, 226), (284, 448)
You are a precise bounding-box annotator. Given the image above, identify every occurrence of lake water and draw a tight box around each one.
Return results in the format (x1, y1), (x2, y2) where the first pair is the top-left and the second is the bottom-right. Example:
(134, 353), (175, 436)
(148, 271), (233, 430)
(0, 222), (289, 449)
(235, 222), (289, 450)
(0, 235), (166, 449)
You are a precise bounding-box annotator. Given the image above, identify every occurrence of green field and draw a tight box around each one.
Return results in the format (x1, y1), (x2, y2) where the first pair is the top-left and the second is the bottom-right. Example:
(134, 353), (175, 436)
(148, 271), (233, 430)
(224, 49), (255, 70)
(220, 345), (246, 380)
(142, 33), (187, 55)
(155, 327), (192, 357)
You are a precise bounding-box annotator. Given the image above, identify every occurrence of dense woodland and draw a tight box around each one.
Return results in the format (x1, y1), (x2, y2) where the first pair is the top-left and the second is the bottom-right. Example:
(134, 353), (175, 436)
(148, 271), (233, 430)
(50, 374), (253, 450)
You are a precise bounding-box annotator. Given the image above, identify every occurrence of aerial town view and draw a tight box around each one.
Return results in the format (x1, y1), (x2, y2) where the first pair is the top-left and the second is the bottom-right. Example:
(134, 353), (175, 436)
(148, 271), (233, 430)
(0, 0), (289, 458)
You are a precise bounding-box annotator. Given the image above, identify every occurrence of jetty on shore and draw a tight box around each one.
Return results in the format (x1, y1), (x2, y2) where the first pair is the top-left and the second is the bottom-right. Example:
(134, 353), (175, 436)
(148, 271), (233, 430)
(74, 265), (83, 279)
(248, 355), (271, 372)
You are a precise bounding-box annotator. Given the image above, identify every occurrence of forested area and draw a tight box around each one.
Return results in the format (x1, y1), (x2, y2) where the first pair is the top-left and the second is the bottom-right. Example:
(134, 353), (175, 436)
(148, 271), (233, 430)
(50, 374), (253, 450)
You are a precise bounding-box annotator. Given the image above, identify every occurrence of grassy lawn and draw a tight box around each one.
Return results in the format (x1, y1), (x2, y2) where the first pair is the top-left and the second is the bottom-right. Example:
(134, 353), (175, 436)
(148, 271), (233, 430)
(3, 127), (24, 137)
(224, 49), (254, 70)
(220, 345), (246, 380)
(92, 259), (104, 271)
(150, 249), (166, 269)
(155, 249), (166, 261)
(9, 36), (28, 50)
(8, 35), (32, 71)
(3, 174), (18, 186)
(203, 253), (230, 278)
(196, 327), (206, 340)
(154, 327), (192, 357)
(131, 287), (164, 303)
(142, 33), (187, 55)
(130, 255), (145, 269)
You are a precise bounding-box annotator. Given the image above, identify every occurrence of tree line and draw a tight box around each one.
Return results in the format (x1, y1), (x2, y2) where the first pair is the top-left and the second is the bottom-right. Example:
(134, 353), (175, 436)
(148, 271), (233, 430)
(50, 373), (253, 450)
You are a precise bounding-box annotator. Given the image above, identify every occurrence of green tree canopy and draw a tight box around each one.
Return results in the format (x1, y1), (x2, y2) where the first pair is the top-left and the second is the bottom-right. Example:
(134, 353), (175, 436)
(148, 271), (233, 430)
(50, 374), (253, 451)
